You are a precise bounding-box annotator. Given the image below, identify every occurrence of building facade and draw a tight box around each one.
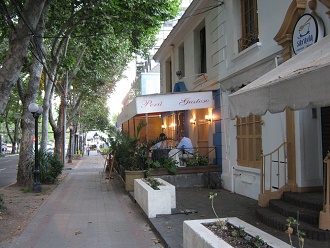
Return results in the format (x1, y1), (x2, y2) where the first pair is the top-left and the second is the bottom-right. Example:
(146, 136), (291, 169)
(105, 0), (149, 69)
(154, 0), (330, 218)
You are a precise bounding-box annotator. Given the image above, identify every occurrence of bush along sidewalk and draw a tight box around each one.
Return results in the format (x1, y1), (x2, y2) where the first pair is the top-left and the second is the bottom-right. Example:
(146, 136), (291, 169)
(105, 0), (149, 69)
(30, 149), (64, 184)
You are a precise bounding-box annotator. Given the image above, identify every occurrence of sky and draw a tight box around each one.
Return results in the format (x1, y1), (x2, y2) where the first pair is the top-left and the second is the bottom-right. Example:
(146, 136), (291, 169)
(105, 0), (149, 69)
(107, 0), (193, 118)
(107, 60), (136, 117)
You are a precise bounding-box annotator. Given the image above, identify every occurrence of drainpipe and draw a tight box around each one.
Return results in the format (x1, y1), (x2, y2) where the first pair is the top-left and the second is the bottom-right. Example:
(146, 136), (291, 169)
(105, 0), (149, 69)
(275, 55), (280, 67)
(231, 166), (235, 193)
(232, 166), (241, 193)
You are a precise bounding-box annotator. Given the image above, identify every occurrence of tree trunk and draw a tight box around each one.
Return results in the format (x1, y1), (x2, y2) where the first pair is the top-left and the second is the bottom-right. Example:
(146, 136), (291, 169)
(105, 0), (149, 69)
(53, 126), (62, 157)
(16, 108), (35, 186)
(40, 75), (54, 150)
(0, 0), (47, 114)
(16, 58), (43, 187)
(49, 89), (64, 159)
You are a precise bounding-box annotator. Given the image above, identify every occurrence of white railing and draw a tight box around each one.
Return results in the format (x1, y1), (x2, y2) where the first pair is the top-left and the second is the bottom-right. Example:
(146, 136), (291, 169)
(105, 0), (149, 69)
(260, 142), (287, 194)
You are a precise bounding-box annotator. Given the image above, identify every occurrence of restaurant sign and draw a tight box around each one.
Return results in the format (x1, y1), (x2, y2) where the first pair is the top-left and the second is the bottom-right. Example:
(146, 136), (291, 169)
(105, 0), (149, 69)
(117, 91), (214, 125)
(292, 13), (324, 55)
(136, 91), (213, 114)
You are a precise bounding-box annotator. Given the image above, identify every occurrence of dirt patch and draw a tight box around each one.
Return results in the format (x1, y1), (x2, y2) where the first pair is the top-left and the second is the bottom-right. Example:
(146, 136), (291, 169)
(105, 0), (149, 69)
(0, 158), (81, 243)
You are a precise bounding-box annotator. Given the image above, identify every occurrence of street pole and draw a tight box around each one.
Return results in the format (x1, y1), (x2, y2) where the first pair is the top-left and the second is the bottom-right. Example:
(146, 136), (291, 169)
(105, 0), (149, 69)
(33, 113), (42, 192)
(28, 103), (43, 193)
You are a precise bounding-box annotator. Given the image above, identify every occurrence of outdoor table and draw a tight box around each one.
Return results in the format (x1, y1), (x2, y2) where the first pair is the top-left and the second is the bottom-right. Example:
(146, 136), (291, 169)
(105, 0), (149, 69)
(168, 148), (184, 167)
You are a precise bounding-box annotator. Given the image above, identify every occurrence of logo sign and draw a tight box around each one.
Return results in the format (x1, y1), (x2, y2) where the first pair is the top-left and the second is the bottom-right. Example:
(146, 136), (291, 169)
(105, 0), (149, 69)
(292, 14), (324, 54)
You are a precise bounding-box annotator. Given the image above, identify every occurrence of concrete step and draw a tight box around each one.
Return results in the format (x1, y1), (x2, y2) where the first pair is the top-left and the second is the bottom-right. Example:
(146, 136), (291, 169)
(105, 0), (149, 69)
(256, 207), (330, 241)
(282, 191), (323, 212)
(269, 199), (319, 226)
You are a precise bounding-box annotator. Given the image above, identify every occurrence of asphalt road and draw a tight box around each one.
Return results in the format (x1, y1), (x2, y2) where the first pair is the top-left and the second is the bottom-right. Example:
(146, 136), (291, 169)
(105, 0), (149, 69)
(0, 154), (18, 188)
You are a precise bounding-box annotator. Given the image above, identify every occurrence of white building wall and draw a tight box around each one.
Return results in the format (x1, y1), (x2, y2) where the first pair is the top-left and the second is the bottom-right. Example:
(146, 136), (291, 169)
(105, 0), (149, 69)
(219, 0), (292, 199)
(220, 0), (328, 199)
(295, 109), (323, 188)
(155, 0), (329, 200)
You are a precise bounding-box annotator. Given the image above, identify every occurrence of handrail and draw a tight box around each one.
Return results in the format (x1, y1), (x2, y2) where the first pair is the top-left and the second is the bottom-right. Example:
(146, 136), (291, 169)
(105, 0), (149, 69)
(152, 146), (217, 166)
(260, 142), (287, 194)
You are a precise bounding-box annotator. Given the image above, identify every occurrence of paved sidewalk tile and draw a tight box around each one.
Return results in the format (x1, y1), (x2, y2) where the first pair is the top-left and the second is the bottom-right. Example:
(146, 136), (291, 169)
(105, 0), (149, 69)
(1, 152), (163, 248)
(3, 150), (330, 248)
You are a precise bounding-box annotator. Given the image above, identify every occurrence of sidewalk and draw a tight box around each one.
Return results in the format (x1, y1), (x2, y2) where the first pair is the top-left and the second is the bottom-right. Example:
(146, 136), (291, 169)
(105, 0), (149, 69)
(2, 152), (330, 248)
(1, 151), (163, 248)
(149, 188), (330, 248)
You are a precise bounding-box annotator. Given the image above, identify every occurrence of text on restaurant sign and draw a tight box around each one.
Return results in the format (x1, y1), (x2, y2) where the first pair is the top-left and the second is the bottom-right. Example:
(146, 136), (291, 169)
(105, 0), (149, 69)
(140, 97), (210, 109)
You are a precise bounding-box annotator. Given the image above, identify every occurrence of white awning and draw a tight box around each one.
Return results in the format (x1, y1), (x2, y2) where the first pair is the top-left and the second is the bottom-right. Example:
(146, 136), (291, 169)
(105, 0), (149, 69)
(229, 34), (330, 119)
(117, 91), (213, 125)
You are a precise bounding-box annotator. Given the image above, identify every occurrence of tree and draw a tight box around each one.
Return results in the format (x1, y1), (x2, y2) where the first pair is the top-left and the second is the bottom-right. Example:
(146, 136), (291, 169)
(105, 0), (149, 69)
(42, 0), (180, 161)
(2, 87), (22, 154)
(0, 0), (48, 114)
(0, 0), (180, 186)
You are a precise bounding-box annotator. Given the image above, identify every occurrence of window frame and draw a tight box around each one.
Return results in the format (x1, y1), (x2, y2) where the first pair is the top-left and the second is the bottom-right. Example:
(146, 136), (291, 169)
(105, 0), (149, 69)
(200, 27), (207, 73)
(236, 115), (262, 169)
(238, 0), (259, 52)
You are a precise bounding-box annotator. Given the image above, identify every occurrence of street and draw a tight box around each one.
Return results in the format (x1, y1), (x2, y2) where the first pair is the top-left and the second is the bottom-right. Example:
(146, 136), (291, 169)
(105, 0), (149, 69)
(0, 154), (18, 188)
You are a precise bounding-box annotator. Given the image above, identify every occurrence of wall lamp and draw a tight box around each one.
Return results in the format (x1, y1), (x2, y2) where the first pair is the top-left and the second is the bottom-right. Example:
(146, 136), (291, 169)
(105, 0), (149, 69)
(205, 115), (212, 123)
(161, 124), (166, 129)
(190, 119), (196, 125)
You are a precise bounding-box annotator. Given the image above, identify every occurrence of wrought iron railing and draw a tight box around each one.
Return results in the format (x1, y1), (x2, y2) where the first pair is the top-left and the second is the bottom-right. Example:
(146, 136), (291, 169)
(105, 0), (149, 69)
(151, 146), (217, 166)
(238, 29), (259, 52)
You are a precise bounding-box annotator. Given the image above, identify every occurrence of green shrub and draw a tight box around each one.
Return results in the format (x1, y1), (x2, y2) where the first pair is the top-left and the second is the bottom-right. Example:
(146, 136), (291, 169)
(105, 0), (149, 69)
(32, 149), (64, 184)
(146, 156), (177, 174)
(102, 148), (111, 154)
(186, 153), (210, 167)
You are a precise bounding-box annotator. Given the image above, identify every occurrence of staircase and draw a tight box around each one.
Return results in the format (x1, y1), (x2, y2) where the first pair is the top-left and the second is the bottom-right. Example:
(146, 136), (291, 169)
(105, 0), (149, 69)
(256, 191), (330, 241)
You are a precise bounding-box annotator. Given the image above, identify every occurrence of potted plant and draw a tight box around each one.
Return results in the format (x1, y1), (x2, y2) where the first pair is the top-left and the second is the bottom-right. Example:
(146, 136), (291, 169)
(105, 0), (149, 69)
(110, 122), (149, 191)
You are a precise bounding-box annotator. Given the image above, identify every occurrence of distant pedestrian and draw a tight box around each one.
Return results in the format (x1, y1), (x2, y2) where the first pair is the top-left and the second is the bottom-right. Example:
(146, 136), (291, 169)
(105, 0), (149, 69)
(87, 145), (90, 156)
(96, 142), (101, 154)
(83, 144), (87, 156)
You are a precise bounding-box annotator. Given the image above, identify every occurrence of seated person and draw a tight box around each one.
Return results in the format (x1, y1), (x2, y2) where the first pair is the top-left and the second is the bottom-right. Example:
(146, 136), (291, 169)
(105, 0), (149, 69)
(152, 133), (168, 163)
(176, 133), (194, 166)
(154, 133), (168, 149)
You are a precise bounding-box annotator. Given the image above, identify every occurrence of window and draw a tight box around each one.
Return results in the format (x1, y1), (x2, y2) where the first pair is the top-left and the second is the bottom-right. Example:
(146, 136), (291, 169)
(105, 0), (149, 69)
(236, 115), (262, 168)
(194, 22), (206, 75)
(200, 27), (206, 73)
(238, 0), (259, 52)
(165, 60), (172, 93)
(178, 44), (185, 78)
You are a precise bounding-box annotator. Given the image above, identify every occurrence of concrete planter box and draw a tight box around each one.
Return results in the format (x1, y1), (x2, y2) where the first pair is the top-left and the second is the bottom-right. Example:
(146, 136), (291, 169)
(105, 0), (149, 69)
(124, 170), (145, 192)
(134, 178), (176, 218)
(183, 217), (291, 248)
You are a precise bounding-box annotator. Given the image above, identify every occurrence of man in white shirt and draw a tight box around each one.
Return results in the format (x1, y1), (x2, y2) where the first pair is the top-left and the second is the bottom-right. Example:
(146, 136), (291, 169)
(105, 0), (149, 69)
(177, 133), (193, 154)
(176, 133), (194, 166)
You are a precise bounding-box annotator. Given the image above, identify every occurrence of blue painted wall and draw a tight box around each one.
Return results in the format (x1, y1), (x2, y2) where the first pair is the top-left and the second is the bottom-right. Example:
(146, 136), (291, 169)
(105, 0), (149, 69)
(213, 89), (222, 173)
